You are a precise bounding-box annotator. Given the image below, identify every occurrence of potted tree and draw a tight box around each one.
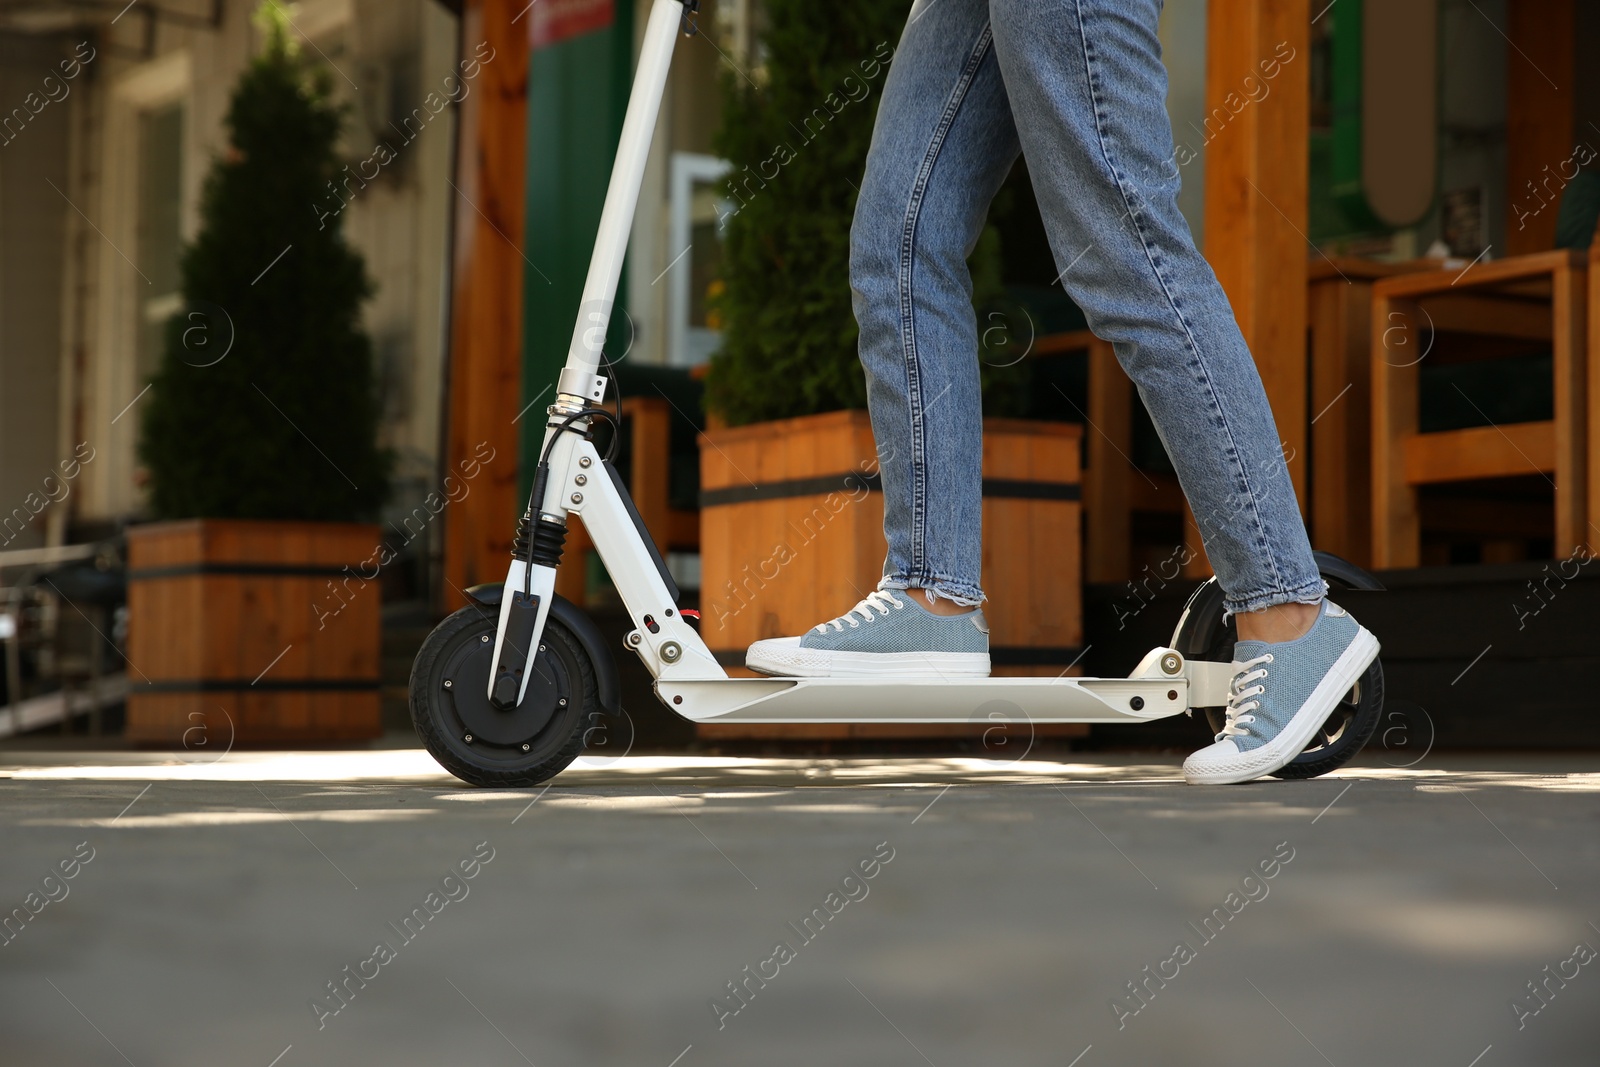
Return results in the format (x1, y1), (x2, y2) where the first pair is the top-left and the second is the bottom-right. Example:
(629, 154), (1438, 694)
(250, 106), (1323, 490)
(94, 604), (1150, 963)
(698, 0), (1085, 732)
(128, 4), (391, 744)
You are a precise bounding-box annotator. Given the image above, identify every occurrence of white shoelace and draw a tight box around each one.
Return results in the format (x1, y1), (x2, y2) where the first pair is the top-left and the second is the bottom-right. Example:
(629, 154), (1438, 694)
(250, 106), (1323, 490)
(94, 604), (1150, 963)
(1216, 653), (1274, 741)
(814, 589), (905, 632)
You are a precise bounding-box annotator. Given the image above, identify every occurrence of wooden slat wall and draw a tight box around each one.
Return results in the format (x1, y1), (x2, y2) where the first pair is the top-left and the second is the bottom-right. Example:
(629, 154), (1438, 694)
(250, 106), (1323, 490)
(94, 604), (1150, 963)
(698, 412), (1084, 666)
(697, 412), (1086, 740)
(980, 419), (1084, 675)
(1504, 0), (1575, 258)
(440, 0), (530, 610)
(1196, 0), (1311, 575)
(126, 520), (382, 743)
(698, 411), (885, 650)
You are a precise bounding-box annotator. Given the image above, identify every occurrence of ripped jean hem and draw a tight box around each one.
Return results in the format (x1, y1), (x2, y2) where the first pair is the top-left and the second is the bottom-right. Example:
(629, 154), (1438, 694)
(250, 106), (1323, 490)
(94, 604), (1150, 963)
(880, 572), (986, 608)
(1222, 577), (1328, 622)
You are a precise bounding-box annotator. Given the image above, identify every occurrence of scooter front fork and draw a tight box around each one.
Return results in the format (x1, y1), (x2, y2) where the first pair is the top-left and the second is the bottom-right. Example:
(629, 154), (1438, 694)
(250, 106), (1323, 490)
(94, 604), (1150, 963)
(484, 411), (587, 707)
(485, 557), (560, 709)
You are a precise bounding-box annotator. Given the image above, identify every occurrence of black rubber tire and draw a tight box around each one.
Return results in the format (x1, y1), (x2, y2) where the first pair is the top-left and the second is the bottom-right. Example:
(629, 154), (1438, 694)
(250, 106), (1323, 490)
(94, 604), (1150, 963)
(1198, 634), (1385, 781)
(409, 602), (594, 787)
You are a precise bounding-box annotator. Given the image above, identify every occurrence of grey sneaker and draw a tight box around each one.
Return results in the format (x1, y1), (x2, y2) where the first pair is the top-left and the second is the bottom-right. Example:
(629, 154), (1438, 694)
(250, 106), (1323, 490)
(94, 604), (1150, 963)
(745, 586), (990, 678)
(1183, 599), (1379, 785)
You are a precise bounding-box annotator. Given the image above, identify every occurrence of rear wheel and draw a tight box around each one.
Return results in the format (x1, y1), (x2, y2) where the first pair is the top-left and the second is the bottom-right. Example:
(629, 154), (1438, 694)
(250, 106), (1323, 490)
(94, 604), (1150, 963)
(409, 603), (595, 787)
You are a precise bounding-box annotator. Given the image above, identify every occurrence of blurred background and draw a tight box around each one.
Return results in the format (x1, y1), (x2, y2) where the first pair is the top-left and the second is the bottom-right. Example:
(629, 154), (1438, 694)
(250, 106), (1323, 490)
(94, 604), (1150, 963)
(1, 0), (1597, 757)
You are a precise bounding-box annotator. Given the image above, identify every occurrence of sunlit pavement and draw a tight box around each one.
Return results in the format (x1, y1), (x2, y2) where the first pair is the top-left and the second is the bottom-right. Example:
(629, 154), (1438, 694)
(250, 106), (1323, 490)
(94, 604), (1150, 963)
(2, 749), (1596, 1066)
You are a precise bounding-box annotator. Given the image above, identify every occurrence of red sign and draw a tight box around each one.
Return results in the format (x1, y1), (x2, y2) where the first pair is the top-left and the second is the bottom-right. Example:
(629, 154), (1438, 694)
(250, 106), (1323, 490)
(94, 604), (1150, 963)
(529, 0), (615, 49)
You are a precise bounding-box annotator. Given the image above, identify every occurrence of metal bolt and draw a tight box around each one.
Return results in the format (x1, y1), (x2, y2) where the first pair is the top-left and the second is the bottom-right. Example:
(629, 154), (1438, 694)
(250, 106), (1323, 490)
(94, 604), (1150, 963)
(480, 634), (490, 643)
(1160, 652), (1182, 675)
(579, 456), (592, 468)
(539, 644), (546, 652)
(558, 697), (567, 706)
(570, 492), (583, 504)
(521, 743), (531, 752)
(627, 632), (643, 647)
(660, 641), (682, 663)
(672, 695), (682, 705)
(575, 473), (587, 486)
(463, 733), (474, 743)
(443, 679), (453, 689)
(1168, 690), (1179, 701)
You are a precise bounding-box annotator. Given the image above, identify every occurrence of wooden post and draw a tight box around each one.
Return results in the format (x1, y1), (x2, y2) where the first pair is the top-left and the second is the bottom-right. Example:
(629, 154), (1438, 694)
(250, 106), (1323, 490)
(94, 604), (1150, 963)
(1192, 0), (1311, 576)
(1590, 245), (1600, 551)
(1551, 261), (1587, 558)
(1370, 290), (1422, 569)
(1083, 336), (1132, 583)
(440, 0), (530, 611)
(1504, 0), (1575, 258)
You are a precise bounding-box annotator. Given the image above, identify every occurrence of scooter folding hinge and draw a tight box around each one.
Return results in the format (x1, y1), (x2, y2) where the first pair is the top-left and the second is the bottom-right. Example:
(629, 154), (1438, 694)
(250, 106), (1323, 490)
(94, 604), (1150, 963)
(1183, 659), (1237, 710)
(556, 367), (608, 406)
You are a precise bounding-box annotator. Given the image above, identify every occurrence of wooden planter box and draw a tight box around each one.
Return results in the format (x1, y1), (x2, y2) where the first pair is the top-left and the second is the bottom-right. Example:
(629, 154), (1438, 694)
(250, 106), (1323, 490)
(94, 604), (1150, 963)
(126, 519), (382, 744)
(697, 410), (1084, 740)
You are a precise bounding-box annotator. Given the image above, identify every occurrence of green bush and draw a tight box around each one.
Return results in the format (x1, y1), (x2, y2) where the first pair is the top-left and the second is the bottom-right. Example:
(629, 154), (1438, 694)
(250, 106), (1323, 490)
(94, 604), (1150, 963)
(706, 0), (1026, 426)
(139, 3), (390, 521)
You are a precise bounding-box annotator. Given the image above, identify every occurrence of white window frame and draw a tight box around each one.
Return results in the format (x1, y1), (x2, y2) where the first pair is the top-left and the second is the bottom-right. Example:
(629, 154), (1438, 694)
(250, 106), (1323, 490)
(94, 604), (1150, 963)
(90, 50), (190, 518)
(667, 152), (732, 368)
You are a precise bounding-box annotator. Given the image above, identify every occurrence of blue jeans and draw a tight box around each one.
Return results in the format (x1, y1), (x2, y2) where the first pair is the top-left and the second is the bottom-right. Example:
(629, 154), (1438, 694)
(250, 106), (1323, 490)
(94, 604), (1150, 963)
(853, 0), (1324, 616)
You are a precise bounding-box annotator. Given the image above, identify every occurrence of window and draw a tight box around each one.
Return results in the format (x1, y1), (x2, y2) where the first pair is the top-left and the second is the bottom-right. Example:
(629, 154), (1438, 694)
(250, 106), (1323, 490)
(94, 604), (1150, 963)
(135, 101), (184, 380)
(668, 152), (732, 367)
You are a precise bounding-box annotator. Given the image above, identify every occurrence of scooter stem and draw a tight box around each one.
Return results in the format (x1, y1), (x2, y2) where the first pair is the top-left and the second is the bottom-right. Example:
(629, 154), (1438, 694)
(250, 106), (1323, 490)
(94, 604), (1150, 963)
(487, 0), (692, 707)
(553, 0), (689, 406)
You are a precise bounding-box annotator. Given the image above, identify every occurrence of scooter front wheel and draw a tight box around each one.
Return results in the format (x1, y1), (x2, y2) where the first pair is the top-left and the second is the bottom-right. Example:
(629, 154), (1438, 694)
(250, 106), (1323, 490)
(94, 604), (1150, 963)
(409, 603), (595, 787)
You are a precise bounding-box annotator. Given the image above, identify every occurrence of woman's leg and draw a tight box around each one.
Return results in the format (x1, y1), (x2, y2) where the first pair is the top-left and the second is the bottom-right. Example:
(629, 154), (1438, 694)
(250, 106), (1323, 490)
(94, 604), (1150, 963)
(988, 0), (1323, 617)
(852, 0), (1022, 608)
(745, 0), (1017, 678)
(988, 0), (1378, 785)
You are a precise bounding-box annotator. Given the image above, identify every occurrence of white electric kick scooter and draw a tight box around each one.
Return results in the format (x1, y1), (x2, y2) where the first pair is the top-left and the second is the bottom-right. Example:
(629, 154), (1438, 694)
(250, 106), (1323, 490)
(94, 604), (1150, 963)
(409, 0), (1387, 788)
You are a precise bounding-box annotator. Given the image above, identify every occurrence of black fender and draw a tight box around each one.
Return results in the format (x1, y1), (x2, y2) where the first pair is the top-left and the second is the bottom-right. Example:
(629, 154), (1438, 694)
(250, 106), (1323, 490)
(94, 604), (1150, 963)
(463, 584), (621, 716)
(1171, 550), (1384, 661)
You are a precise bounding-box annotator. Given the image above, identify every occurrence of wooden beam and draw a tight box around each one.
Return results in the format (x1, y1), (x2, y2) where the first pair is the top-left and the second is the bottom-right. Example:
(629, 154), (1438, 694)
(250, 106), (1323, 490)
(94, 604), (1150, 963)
(1504, 0), (1575, 257)
(1371, 291), (1422, 568)
(1551, 258), (1587, 556)
(1196, 0), (1311, 577)
(440, 0), (529, 611)
(1591, 245), (1600, 552)
(1308, 270), (1372, 565)
(1083, 336), (1131, 582)
(1402, 422), (1556, 484)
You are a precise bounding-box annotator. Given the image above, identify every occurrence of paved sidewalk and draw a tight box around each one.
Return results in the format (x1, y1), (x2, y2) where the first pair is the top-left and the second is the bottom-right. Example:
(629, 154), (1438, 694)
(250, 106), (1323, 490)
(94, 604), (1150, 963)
(1, 749), (1596, 1066)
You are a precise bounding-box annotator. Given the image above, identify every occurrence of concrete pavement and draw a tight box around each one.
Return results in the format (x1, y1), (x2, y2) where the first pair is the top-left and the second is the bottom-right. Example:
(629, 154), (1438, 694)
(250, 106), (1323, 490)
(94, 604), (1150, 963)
(2, 748), (1597, 1066)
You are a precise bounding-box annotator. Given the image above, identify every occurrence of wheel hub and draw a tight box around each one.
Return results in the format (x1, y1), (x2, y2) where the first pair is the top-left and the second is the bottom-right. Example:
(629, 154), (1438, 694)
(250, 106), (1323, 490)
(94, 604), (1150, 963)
(441, 636), (563, 746)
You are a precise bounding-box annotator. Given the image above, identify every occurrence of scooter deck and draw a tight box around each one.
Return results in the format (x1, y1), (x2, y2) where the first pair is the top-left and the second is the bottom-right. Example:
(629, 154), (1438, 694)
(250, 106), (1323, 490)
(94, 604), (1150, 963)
(656, 675), (1192, 725)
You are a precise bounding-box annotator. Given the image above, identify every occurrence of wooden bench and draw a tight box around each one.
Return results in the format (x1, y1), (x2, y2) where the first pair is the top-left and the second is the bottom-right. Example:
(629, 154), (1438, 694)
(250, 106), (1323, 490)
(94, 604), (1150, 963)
(1370, 250), (1589, 568)
(1307, 258), (1447, 568)
(1038, 260), (1446, 581)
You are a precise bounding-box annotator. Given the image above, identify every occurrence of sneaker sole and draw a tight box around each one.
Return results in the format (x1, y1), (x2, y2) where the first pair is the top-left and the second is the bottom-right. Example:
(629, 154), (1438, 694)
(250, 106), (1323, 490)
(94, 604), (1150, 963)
(745, 646), (991, 679)
(1183, 626), (1381, 786)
